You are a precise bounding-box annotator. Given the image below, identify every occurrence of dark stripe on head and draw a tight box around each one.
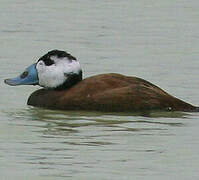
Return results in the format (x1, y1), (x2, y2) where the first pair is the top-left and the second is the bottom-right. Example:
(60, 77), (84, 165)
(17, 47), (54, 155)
(38, 50), (77, 66)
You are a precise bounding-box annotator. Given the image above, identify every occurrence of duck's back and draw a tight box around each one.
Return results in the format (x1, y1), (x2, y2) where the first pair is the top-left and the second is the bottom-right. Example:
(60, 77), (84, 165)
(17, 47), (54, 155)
(27, 73), (198, 112)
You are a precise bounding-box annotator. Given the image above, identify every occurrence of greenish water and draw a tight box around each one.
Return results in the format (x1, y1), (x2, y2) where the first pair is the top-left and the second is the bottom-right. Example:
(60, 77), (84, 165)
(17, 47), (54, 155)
(1, 0), (199, 179)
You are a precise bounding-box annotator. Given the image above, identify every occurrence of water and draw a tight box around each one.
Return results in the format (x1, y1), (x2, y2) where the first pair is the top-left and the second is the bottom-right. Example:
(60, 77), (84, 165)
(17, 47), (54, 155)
(1, 0), (199, 179)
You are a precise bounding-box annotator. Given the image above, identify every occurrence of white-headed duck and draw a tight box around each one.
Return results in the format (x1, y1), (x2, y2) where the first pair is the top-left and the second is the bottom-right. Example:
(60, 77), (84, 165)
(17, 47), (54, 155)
(4, 50), (199, 112)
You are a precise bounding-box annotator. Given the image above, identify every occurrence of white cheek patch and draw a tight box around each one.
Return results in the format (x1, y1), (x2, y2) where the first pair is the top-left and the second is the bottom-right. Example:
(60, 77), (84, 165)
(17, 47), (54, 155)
(37, 64), (66, 88)
(36, 57), (81, 88)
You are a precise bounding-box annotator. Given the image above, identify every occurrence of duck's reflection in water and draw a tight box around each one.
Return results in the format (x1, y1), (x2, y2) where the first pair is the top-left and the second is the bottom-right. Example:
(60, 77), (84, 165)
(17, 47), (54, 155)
(9, 107), (187, 138)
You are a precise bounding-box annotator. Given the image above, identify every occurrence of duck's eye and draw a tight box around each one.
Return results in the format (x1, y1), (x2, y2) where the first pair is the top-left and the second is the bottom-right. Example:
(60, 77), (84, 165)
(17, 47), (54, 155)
(38, 61), (43, 66)
(20, 71), (28, 79)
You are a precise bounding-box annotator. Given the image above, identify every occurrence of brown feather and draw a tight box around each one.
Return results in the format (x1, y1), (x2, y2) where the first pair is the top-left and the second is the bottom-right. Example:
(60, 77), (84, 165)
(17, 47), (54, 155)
(27, 73), (198, 112)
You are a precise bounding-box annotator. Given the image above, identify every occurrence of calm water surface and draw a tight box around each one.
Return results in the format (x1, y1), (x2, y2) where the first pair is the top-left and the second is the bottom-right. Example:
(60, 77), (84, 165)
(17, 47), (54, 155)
(1, 0), (199, 179)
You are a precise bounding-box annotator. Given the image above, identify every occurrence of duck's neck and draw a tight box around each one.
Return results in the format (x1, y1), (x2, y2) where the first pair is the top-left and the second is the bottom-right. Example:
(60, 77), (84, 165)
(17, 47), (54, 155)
(54, 70), (83, 90)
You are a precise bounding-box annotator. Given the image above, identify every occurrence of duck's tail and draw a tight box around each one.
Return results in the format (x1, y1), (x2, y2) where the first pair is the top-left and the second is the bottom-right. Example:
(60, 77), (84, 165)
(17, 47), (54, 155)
(192, 106), (199, 112)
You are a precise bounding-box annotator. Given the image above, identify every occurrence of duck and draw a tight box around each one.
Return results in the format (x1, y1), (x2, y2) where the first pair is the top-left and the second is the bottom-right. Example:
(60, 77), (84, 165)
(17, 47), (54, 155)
(4, 49), (199, 112)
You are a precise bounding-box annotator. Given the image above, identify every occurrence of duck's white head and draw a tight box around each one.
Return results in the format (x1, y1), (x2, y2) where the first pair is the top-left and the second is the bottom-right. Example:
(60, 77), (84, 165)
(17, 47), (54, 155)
(4, 50), (82, 90)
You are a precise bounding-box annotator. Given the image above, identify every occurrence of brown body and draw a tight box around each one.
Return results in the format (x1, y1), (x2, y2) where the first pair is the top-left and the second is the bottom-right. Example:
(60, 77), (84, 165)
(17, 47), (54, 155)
(27, 73), (198, 112)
